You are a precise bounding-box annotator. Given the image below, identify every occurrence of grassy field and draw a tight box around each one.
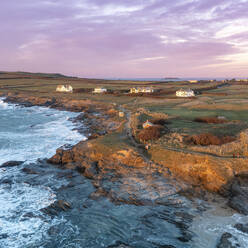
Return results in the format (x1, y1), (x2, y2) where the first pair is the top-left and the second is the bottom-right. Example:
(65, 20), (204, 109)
(1, 71), (248, 156)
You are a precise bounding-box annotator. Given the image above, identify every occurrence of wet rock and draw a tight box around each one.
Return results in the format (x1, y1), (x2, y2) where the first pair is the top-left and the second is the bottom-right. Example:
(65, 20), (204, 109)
(41, 200), (72, 216)
(88, 133), (100, 140)
(0, 179), (12, 184)
(224, 174), (248, 215)
(216, 232), (240, 248)
(0, 161), (24, 168)
(0, 233), (8, 239)
(234, 223), (248, 234)
(22, 168), (38, 174)
(83, 161), (100, 179)
(47, 225), (61, 236)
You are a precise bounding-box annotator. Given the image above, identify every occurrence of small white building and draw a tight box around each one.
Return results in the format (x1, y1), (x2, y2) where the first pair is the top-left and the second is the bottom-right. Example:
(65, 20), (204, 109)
(119, 112), (125, 118)
(56, 85), (73, 93)
(176, 89), (195, 97)
(130, 87), (154, 94)
(93, 88), (107, 93)
(143, 120), (154, 129)
(188, 80), (198, 83)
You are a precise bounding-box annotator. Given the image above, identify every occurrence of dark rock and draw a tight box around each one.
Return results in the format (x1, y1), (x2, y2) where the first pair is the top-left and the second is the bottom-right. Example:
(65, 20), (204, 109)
(226, 174), (248, 215)
(88, 133), (100, 140)
(0, 161), (24, 168)
(83, 162), (100, 179)
(0, 233), (8, 239)
(22, 168), (38, 174)
(234, 223), (248, 234)
(76, 166), (86, 174)
(0, 179), (12, 184)
(41, 200), (72, 216)
(216, 232), (240, 248)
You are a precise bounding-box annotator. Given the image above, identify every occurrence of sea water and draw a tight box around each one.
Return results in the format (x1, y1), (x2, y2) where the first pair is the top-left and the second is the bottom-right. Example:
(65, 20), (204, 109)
(0, 98), (248, 248)
(0, 98), (84, 247)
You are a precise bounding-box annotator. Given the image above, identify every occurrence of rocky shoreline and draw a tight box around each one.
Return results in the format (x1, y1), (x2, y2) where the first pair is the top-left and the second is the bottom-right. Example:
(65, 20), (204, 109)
(3, 93), (248, 214)
(2, 92), (248, 247)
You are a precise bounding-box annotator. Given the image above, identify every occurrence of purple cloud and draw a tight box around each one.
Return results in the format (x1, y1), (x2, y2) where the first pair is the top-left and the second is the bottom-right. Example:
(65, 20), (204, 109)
(0, 0), (247, 77)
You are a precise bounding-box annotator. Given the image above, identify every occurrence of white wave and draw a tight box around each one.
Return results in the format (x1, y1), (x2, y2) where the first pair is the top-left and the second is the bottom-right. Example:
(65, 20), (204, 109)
(0, 103), (86, 164)
(191, 203), (248, 248)
(0, 98), (10, 109)
(0, 101), (87, 247)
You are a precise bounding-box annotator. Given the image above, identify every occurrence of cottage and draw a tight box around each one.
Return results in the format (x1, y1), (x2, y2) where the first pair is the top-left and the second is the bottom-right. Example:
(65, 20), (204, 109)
(176, 88), (195, 97)
(93, 88), (107, 93)
(119, 112), (125, 118)
(56, 85), (73, 93)
(130, 87), (154, 94)
(143, 120), (154, 129)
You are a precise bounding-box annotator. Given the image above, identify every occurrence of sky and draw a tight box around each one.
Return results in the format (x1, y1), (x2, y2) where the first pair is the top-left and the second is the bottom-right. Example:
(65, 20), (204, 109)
(0, 0), (248, 78)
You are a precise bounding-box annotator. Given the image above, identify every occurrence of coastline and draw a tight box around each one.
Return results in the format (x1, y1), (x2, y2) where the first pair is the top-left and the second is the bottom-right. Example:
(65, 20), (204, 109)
(2, 92), (248, 216)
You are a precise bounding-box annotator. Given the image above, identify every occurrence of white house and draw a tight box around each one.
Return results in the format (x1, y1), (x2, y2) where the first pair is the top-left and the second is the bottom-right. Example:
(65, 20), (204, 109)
(143, 120), (154, 129)
(188, 80), (198, 83)
(176, 88), (195, 97)
(130, 87), (154, 94)
(93, 88), (107, 93)
(56, 85), (73, 93)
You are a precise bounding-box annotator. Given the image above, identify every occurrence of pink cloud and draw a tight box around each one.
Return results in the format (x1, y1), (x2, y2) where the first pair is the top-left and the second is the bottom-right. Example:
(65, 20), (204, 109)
(0, 0), (247, 77)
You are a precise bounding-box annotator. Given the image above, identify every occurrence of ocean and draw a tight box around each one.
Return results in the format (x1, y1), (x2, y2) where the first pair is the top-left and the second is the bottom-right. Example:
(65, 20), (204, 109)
(0, 98), (248, 248)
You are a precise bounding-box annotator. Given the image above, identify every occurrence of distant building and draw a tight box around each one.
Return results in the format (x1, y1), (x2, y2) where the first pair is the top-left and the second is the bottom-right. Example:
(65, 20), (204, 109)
(130, 87), (154, 94)
(119, 112), (125, 118)
(176, 88), (195, 97)
(188, 80), (198, 83)
(93, 88), (107, 93)
(56, 85), (73, 93)
(143, 120), (154, 129)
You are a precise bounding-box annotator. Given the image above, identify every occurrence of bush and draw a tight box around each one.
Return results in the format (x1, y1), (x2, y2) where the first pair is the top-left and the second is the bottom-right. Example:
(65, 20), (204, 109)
(138, 125), (163, 142)
(151, 118), (170, 125)
(194, 116), (228, 124)
(185, 133), (235, 146)
(73, 88), (91, 93)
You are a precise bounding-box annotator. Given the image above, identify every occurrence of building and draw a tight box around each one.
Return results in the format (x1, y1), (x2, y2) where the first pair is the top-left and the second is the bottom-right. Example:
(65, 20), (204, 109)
(143, 120), (154, 129)
(56, 85), (73, 93)
(188, 80), (198, 83)
(176, 89), (195, 97)
(93, 88), (107, 93)
(119, 112), (125, 118)
(130, 87), (154, 94)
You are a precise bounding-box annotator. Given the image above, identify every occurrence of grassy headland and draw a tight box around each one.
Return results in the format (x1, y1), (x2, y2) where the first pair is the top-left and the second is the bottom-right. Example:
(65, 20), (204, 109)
(1, 71), (248, 212)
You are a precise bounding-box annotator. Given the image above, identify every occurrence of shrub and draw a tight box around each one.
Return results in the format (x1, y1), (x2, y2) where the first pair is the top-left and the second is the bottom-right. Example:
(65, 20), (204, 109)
(138, 125), (163, 142)
(185, 133), (235, 146)
(151, 118), (170, 125)
(194, 116), (228, 124)
(73, 88), (91, 93)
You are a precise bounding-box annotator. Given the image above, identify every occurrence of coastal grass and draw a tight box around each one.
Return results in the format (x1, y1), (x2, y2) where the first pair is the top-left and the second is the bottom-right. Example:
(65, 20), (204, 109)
(1, 71), (248, 157)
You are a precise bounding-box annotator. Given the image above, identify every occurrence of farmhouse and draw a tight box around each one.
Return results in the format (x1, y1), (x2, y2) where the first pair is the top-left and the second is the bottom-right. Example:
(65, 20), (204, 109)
(130, 87), (154, 94)
(119, 112), (125, 118)
(56, 85), (73, 93)
(176, 88), (195, 97)
(188, 80), (198, 83)
(143, 120), (154, 129)
(93, 88), (107, 93)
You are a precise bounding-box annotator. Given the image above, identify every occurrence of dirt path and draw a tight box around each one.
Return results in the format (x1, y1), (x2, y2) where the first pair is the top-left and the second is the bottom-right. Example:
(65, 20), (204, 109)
(119, 106), (246, 162)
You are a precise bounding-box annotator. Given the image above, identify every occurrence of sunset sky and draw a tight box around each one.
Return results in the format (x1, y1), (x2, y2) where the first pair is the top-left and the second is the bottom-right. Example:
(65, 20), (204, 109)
(1, 0), (247, 78)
